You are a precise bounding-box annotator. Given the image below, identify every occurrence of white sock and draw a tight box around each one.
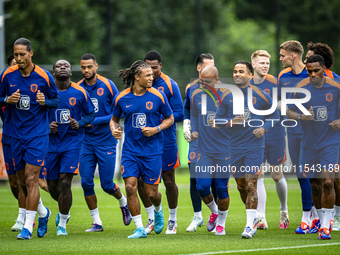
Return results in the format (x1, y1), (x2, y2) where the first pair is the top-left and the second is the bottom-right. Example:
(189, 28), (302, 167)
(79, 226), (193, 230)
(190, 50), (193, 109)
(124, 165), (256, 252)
(154, 204), (162, 213)
(169, 207), (177, 222)
(316, 208), (323, 224)
(275, 177), (288, 211)
(132, 214), (143, 229)
(246, 209), (257, 228)
(90, 208), (102, 225)
(194, 211), (202, 219)
(320, 208), (333, 229)
(302, 211), (311, 225)
(257, 178), (266, 217)
(206, 199), (218, 214)
(17, 208), (26, 223)
(145, 205), (155, 220)
(334, 205), (340, 217)
(217, 210), (228, 228)
(24, 210), (36, 233)
(331, 208), (334, 221)
(311, 206), (319, 219)
(37, 198), (47, 218)
(59, 213), (70, 228)
(118, 195), (127, 207)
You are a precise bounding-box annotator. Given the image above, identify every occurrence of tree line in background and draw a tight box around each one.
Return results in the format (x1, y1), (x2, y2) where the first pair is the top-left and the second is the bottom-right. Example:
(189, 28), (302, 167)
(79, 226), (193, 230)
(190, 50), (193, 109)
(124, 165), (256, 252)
(5, 0), (340, 95)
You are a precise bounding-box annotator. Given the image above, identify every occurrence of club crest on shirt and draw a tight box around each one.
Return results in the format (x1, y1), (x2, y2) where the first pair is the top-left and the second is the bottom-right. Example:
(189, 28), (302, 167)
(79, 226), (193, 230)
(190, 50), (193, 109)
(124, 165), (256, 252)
(30, 84), (38, 93)
(244, 107), (251, 121)
(16, 95), (30, 110)
(146, 101), (153, 110)
(158, 87), (164, 92)
(313, 106), (328, 121)
(204, 111), (216, 127)
(326, 93), (333, 102)
(132, 113), (147, 128)
(91, 98), (99, 113)
(97, 88), (104, 96)
(69, 97), (76, 106)
(56, 109), (71, 124)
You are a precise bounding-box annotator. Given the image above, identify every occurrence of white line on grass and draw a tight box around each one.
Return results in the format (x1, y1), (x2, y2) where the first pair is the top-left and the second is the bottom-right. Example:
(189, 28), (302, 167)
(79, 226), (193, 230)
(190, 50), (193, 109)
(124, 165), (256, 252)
(180, 242), (340, 255)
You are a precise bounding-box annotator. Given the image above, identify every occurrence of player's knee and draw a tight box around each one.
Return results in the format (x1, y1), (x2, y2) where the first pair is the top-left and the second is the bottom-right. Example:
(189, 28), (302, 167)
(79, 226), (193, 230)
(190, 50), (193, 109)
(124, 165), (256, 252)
(125, 183), (137, 197)
(60, 177), (72, 192)
(310, 181), (321, 195)
(218, 189), (229, 199)
(237, 182), (246, 193)
(271, 171), (283, 182)
(146, 189), (158, 200)
(196, 184), (210, 198)
(245, 182), (256, 193)
(81, 181), (95, 196)
(9, 178), (19, 192)
(323, 179), (334, 194)
(102, 184), (117, 195)
(25, 175), (38, 189)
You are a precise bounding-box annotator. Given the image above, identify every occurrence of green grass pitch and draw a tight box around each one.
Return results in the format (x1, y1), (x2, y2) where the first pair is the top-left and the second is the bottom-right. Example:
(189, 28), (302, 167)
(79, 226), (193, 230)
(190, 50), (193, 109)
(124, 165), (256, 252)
(0, 170), (339, 255)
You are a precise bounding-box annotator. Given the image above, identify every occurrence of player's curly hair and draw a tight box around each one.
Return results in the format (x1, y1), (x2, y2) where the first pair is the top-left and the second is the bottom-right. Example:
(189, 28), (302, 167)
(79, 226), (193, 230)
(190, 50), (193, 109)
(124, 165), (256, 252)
(118, 60), (150, 89)
(307, 42), (334, 69)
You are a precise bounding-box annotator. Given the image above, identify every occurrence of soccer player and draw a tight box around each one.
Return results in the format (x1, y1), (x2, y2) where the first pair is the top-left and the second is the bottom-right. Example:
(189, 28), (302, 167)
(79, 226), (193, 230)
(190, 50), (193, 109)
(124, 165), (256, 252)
(137, 50), (183, 234)
(0, 38), (59, 240)
(215, 60), (280, 239)
(304, 42), (340, 79)
(111, 60), (174, 239)
(287, 54), (340, 240)
(190, 65), (230, 236)
(304, 42), (340, 232)
(45, 59), (95, 235)
(278, 40), (312, 234)
(184, 53), (216, 232)
(1, 55), (25, 232)
(77, 53), (131, 232)
(250, 50), (289, 229)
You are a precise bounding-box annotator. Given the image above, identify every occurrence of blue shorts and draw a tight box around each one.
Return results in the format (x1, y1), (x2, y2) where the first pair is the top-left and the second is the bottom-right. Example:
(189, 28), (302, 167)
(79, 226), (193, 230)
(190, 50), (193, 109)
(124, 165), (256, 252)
(195, 152), (230, 199)
(121, 153), (162, 185)
(302, 144), (339, 178)
(79, 143), (118, 196)
(11, 135), (48, 171)
(264, 138), (286, 165)
(44, 150), (80, 180)
(231, 148), (263, 179)
(188, 141), (198, 164)
(162, 145), (180, 171)
(195, 152), (231, 179)
(2, 144), (15, 175)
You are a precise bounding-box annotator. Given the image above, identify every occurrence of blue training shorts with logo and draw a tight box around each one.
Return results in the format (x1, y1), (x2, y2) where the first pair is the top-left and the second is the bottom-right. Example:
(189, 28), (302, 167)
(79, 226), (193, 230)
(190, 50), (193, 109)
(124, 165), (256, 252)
(2, 144), (15, 175)
(302, 144), (339, 179)
(44, 150), (80, 180)
(11, 135), (48, 171)
(121, 153), (162, 185)
(195, 152), (230, 199)
(231, 148), (263, 179)
(162, 144), (181, 171)
(263, 137), (286, 165)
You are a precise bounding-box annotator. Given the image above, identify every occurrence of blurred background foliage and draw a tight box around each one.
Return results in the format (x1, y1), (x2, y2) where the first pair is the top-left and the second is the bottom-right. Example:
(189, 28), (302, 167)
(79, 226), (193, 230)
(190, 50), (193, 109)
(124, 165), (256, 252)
(4, 0), (340, 94)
